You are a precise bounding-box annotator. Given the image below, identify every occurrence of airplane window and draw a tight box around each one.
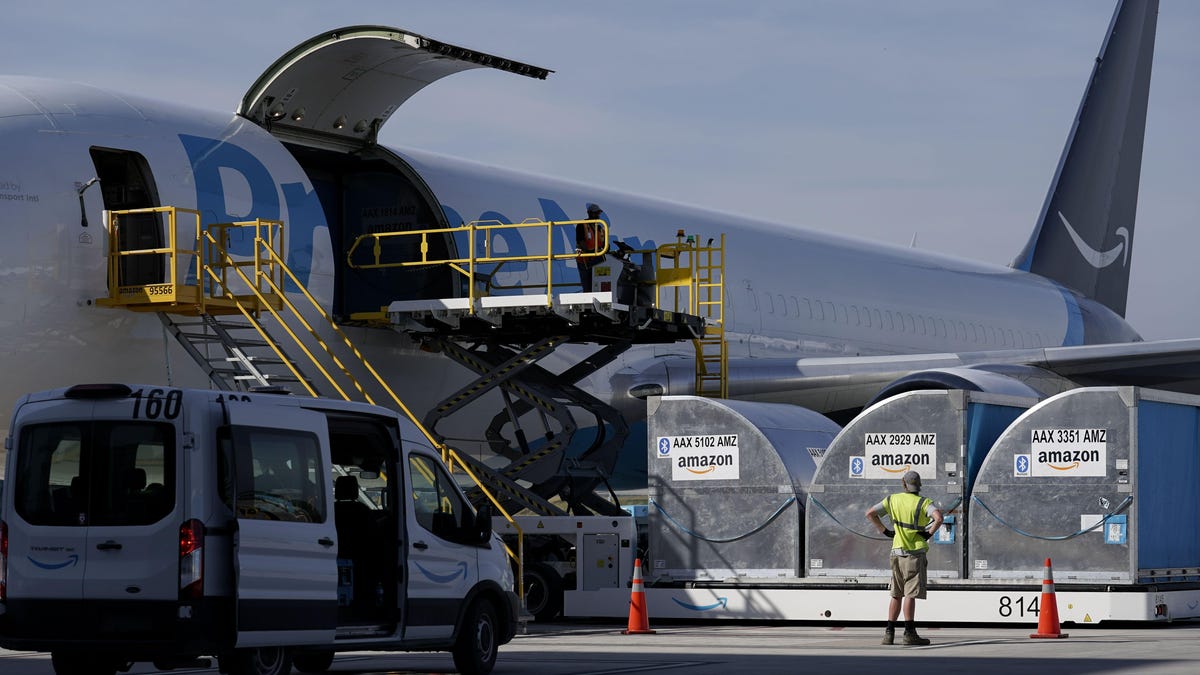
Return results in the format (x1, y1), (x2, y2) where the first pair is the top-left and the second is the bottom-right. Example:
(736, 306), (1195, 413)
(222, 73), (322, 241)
(777, 294), (787, 317)
(789, 296), (800, 319)
(873, 309), (882, 330)
(824, 301), (836, 323)
(918, 316), (928, 336)
(762, 292), (774, 314)
(863, 308), (873, 328)
(837, 304), (847, 324)
(1007, 329), (1016, 347)
(937, 318), (946, 338)
(814, 301), (825, 321)
(971, 324), (980, 342)
(885, 311), (894, 331)
(958, 322), (967, 342)
(850, 306), (860, 326)
(803, 298), (813, 319)
(905, 314), (915, 333)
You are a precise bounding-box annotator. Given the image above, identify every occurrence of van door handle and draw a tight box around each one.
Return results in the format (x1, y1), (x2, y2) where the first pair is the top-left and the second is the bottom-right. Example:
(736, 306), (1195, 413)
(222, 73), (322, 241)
(96, 540), (122, 551)
(318, 537), (335, 547)
(413, 541), (429, 550)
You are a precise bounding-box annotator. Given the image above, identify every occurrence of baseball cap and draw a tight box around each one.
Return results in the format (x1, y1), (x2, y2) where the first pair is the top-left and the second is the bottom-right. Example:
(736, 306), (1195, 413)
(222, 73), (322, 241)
(902, 471), (922, 492)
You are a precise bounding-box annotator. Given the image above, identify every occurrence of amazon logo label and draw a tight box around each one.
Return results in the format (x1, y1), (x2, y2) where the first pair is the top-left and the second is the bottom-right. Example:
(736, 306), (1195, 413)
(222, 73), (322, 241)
(1027, 428), (1108, 478)
(669, 440), (740, 483)
(854, 432), (937, 480)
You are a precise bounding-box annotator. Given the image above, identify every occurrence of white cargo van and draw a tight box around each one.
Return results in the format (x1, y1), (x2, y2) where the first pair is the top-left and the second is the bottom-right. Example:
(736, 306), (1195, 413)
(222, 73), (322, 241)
(0, 384), (517, 675)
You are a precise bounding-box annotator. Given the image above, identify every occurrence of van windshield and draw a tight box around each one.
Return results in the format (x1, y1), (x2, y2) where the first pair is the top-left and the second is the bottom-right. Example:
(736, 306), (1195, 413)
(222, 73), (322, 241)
(14, 421), (176, 527)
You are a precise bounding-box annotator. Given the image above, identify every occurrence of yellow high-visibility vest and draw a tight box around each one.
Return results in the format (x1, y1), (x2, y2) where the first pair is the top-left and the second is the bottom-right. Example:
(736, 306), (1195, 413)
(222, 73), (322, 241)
(884, 492), (932, 552)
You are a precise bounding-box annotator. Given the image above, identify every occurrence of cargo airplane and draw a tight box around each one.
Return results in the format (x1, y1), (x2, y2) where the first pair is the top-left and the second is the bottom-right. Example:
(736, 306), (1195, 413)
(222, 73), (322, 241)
(0, 0), (1195, 494)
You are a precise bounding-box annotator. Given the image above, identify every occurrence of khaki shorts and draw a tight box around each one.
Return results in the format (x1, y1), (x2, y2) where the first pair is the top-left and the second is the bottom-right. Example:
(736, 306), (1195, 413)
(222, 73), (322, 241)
(889, 552), (928, 599)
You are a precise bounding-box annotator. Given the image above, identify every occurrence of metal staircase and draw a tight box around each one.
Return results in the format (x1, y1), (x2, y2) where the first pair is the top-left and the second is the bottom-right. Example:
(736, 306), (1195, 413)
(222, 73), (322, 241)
(156, 313), (310, 391)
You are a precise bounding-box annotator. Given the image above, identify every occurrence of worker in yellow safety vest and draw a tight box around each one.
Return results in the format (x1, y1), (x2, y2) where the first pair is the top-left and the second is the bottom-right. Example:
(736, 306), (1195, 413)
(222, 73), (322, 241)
(866, 470), (944, 646)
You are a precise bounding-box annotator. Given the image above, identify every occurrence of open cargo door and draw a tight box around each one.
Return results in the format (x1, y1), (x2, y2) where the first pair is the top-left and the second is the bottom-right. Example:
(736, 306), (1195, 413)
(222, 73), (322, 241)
(239, 25), (551, 148)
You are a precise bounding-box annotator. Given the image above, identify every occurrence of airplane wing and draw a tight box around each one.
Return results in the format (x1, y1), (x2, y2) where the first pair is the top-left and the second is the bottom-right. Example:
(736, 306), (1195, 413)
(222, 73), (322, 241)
(628, 338), (1200, 421)
(1037, 338), (1200, 392)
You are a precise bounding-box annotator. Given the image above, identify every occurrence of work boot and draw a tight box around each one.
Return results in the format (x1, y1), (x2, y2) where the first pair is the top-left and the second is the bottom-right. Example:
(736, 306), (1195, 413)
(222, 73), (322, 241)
(902, 630), (930, 646)
(881, 627), (894, 645)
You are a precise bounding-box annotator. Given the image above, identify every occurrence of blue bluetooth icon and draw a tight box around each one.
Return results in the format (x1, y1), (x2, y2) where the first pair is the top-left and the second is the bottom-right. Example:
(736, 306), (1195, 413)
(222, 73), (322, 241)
(658, 437), (671, 456)
(851, 457), (864, 476)
(1016, 455), (1029, 474)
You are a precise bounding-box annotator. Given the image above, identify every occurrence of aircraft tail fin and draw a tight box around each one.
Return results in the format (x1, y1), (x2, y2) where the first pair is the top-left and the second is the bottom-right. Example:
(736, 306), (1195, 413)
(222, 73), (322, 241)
(1011, 0), (1158, 318)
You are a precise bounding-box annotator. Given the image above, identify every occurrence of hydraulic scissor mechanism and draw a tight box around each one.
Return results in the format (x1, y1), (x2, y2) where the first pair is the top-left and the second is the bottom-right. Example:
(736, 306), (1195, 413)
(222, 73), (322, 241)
(421, 335), (632, 516)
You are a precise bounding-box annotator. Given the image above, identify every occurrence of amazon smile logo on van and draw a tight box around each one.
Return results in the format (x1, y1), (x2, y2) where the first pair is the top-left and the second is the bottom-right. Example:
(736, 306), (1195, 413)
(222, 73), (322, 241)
(415, 561), (469, 584)
(1058, 212), (1129, 269)
(28, 554), (80, 570)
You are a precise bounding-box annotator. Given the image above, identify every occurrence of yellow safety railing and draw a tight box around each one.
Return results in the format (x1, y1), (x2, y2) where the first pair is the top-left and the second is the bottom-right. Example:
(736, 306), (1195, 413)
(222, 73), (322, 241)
(346, 218), (609, 311)
(95, 207), (286, 316)
(656, 231), (727, 398)
(96, 207), (204, 309)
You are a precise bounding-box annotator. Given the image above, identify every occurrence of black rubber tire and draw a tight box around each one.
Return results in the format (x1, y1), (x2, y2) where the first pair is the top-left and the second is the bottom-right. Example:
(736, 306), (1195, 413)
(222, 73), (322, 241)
(51, 652), (118, 675)
(293, 650), (335, 673)
(523, 562), (564, 621)
(222, 647), (293, 675)
(452, 598), (500, 675)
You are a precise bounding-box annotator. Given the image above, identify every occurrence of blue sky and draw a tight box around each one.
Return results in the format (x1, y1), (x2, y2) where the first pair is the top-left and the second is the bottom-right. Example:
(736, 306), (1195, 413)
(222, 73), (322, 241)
(3, 0), (1197, 339)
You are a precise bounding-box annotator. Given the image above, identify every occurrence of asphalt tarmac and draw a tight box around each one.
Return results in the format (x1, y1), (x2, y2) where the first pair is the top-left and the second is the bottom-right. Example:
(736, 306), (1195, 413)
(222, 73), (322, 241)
(4, 620), (1200, 674)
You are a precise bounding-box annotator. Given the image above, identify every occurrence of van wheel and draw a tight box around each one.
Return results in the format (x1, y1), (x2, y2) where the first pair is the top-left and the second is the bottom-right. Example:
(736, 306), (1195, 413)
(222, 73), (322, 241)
(222, 647), (292, 675)
(293, 650), (335, 673)
(51, 652), (118, 675)
(452, 598), (499, 675)
(524, 563), (564, 621)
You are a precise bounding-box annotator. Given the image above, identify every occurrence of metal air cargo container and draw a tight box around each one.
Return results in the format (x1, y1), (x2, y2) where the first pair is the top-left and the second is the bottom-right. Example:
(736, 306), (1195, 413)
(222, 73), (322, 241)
(646, 396), (841, 580)
(806, 390), (1033, 579)
(968, 387), (1200, 583)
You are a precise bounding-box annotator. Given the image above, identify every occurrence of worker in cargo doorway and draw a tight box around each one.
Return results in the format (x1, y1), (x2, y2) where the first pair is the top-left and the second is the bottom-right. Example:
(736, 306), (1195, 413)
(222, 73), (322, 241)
(866, 470), (944, 646)
(576, 202), (606, 292)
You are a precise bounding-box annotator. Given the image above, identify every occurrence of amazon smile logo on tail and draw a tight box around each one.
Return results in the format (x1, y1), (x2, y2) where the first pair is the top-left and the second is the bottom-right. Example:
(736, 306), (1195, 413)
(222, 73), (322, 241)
(1058, 212), (1129, 268)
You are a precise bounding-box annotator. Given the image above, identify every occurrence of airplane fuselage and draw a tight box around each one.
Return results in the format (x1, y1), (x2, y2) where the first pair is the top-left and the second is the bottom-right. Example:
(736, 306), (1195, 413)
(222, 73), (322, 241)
(0, 75), (1141, 481)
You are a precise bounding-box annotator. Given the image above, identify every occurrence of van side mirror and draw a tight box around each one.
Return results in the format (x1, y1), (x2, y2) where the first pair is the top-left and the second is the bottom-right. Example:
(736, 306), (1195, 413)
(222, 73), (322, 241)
(474, 504), (493, 545)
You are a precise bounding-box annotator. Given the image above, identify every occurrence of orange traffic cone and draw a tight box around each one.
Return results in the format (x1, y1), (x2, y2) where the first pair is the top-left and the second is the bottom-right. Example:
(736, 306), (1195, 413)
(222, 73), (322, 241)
(1030, 557), (1069, 639)
(622, 558), (656, 635)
